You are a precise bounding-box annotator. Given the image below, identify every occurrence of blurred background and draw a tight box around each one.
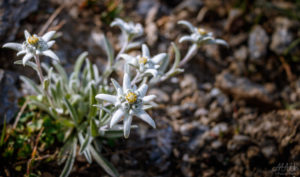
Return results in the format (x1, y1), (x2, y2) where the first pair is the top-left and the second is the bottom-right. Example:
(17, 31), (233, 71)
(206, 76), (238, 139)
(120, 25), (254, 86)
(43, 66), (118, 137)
(0, 0), (300, 176)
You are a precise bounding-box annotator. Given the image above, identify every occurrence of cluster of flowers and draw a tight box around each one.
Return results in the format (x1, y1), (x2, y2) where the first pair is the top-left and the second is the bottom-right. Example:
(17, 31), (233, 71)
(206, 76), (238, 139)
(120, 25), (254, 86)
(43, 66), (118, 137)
(3, 18), (227, 177)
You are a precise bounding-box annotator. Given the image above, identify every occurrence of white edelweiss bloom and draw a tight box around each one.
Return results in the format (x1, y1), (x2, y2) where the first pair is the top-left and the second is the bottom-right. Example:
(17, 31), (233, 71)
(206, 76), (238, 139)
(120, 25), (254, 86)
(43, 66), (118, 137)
(111, 18), (143, 39)
(178, 20), (228, 47)
(119, 44), (167, 78)
(3, 30), (59, 65)
(95, 72), (156, 138)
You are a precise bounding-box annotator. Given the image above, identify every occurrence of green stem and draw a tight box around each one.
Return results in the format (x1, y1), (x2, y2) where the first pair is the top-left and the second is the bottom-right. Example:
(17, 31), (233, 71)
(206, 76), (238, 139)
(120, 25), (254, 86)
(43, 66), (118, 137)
(34, 55), (54, 107)
(179, 44), (198, 67)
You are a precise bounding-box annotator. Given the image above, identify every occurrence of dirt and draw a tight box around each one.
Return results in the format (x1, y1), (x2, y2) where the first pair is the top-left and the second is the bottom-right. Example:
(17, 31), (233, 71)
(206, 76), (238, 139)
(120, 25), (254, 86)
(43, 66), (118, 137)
(1, 0), (300, 176)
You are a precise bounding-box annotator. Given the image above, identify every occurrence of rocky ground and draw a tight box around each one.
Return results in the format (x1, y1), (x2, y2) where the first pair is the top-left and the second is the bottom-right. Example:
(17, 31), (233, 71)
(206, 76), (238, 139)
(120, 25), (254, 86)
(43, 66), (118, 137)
(1, 0), (300, 176)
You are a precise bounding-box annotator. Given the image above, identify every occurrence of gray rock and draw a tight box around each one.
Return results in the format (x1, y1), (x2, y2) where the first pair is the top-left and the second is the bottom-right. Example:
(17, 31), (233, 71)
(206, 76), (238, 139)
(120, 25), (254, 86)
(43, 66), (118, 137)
(248, 25), (269, 62)
(211, 123), (229, 136)
(194, 108), (208, 117)
(188, 126), (210, 151)
(270, 18), (293, 55)
(0, 0), (39, 43)
(215, 71), (278, 107)
(227, 135), (251, 151)
(229, 33), (248, 47)
(174, 0), (203, 13)
(234, 46), (248, 61)
(225, 9), (243, 31)
(149, 88), (170, 103)
(0, 69), (21, 124)
(261, 145), (277, 159)
(211, 140), (223, 149)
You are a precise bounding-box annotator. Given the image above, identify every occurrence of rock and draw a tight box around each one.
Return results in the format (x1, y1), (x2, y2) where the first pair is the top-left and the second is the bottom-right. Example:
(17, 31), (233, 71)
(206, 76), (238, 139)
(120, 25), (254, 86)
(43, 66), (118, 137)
(174, 0), (203, 13)
(0, 69), (21, 124)
(145, 4), (159, 46)
(270, 17), (293, 55)
(225, 9), (243, 32)
(211, 123), (229, 136)
(211, 140), (223, 149)
(188, 127), (210, 151)
(147, 126), (173, 171)
(210, 88), (221, 97)
(149, 88), (170, 103)
(208, 106), (223, 122)
(248, 25), (269, 62)
(194, 108), (208, 117)
(215, 71), (278, 107)
(200, 82), (212, 91)
(0, 0), (39, 43)
(229, 33), (248, 47)
(234, 46), (248, 61)
(261, 145), (277, 159)
(180, 74), (197, 91)
(137, 0), (159, 17)
(227, 135), (251, 151)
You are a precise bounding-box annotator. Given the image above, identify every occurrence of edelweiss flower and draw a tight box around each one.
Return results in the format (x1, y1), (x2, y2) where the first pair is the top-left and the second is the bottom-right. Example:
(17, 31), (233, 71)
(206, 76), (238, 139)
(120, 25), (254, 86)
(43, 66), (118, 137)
(178, 20), (228, 47)
(3, 30), (59, 65)
(95, 72), (156, 138)
(120, 44), (167, 77)
(111, 18), (143, 39)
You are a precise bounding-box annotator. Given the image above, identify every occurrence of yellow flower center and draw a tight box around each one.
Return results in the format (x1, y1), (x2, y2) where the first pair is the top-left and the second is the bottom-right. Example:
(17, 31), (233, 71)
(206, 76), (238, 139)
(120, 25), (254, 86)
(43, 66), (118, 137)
(198, 28), (207, 35)
(138, 56), (148, 65)
(27, 36), (39, 45)
(125, 92), (137, 104)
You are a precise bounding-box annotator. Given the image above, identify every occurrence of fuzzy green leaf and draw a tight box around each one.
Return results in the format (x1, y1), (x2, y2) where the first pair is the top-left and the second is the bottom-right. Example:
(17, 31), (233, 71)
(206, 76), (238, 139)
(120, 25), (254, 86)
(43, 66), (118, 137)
(53, 61), (68, 84)
(90, 119), (98, 137)
(63, 98), (79, 125)
(103, 35), (114, 67)
(59, 137), (77, 177)
(78, 133), (92, 164)
(20, 76), (42, 94)
(88, 84), (97, 119)
(14, 60), (38, 73)
(90, 146), (119, 177)
(170, 42), (181, 71)
(74, 52), (88, 77)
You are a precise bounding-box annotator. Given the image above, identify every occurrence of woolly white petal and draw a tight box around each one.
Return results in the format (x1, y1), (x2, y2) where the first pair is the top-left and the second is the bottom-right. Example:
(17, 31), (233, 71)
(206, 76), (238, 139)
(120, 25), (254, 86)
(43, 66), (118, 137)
(142, 44), (150, 58)
(152, 53), (167, 64)
(178, 20), (196, 33)
(123, 73), (131, 92)
(142, 95), (156, 103)
(47, 41), (55, 48)
(124, 115), (132, 138)
(214, 39), (228, 47)
(95, 94), (117, 104)
(179, 36), (194, 43)
(22, 53), (33, 66)
(137, 84), (148, 98)
(110, 109), (124, 127)
(145, 69), (158, 78)
(135, 110), (156, 128)
(110, 18), (125, 31)
(24, 30), (31, 39)
(17, 51), (26, 56)
(42, 50), (59, 61)
(42, 31), (56, 42)
(120, 54), (138, 66)
(111, 78), (122, 92)
(3, 43), (23, 51)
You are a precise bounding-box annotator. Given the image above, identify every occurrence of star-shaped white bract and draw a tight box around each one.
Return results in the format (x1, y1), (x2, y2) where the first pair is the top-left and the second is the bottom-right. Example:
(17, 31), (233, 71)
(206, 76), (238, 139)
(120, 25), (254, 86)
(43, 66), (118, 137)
(178, 20), (228, 47)
(3, 30), (59, 65)
(111, 18), (143, 39)
(95, 72), (156, 138)
(120, 44), (167, 78)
